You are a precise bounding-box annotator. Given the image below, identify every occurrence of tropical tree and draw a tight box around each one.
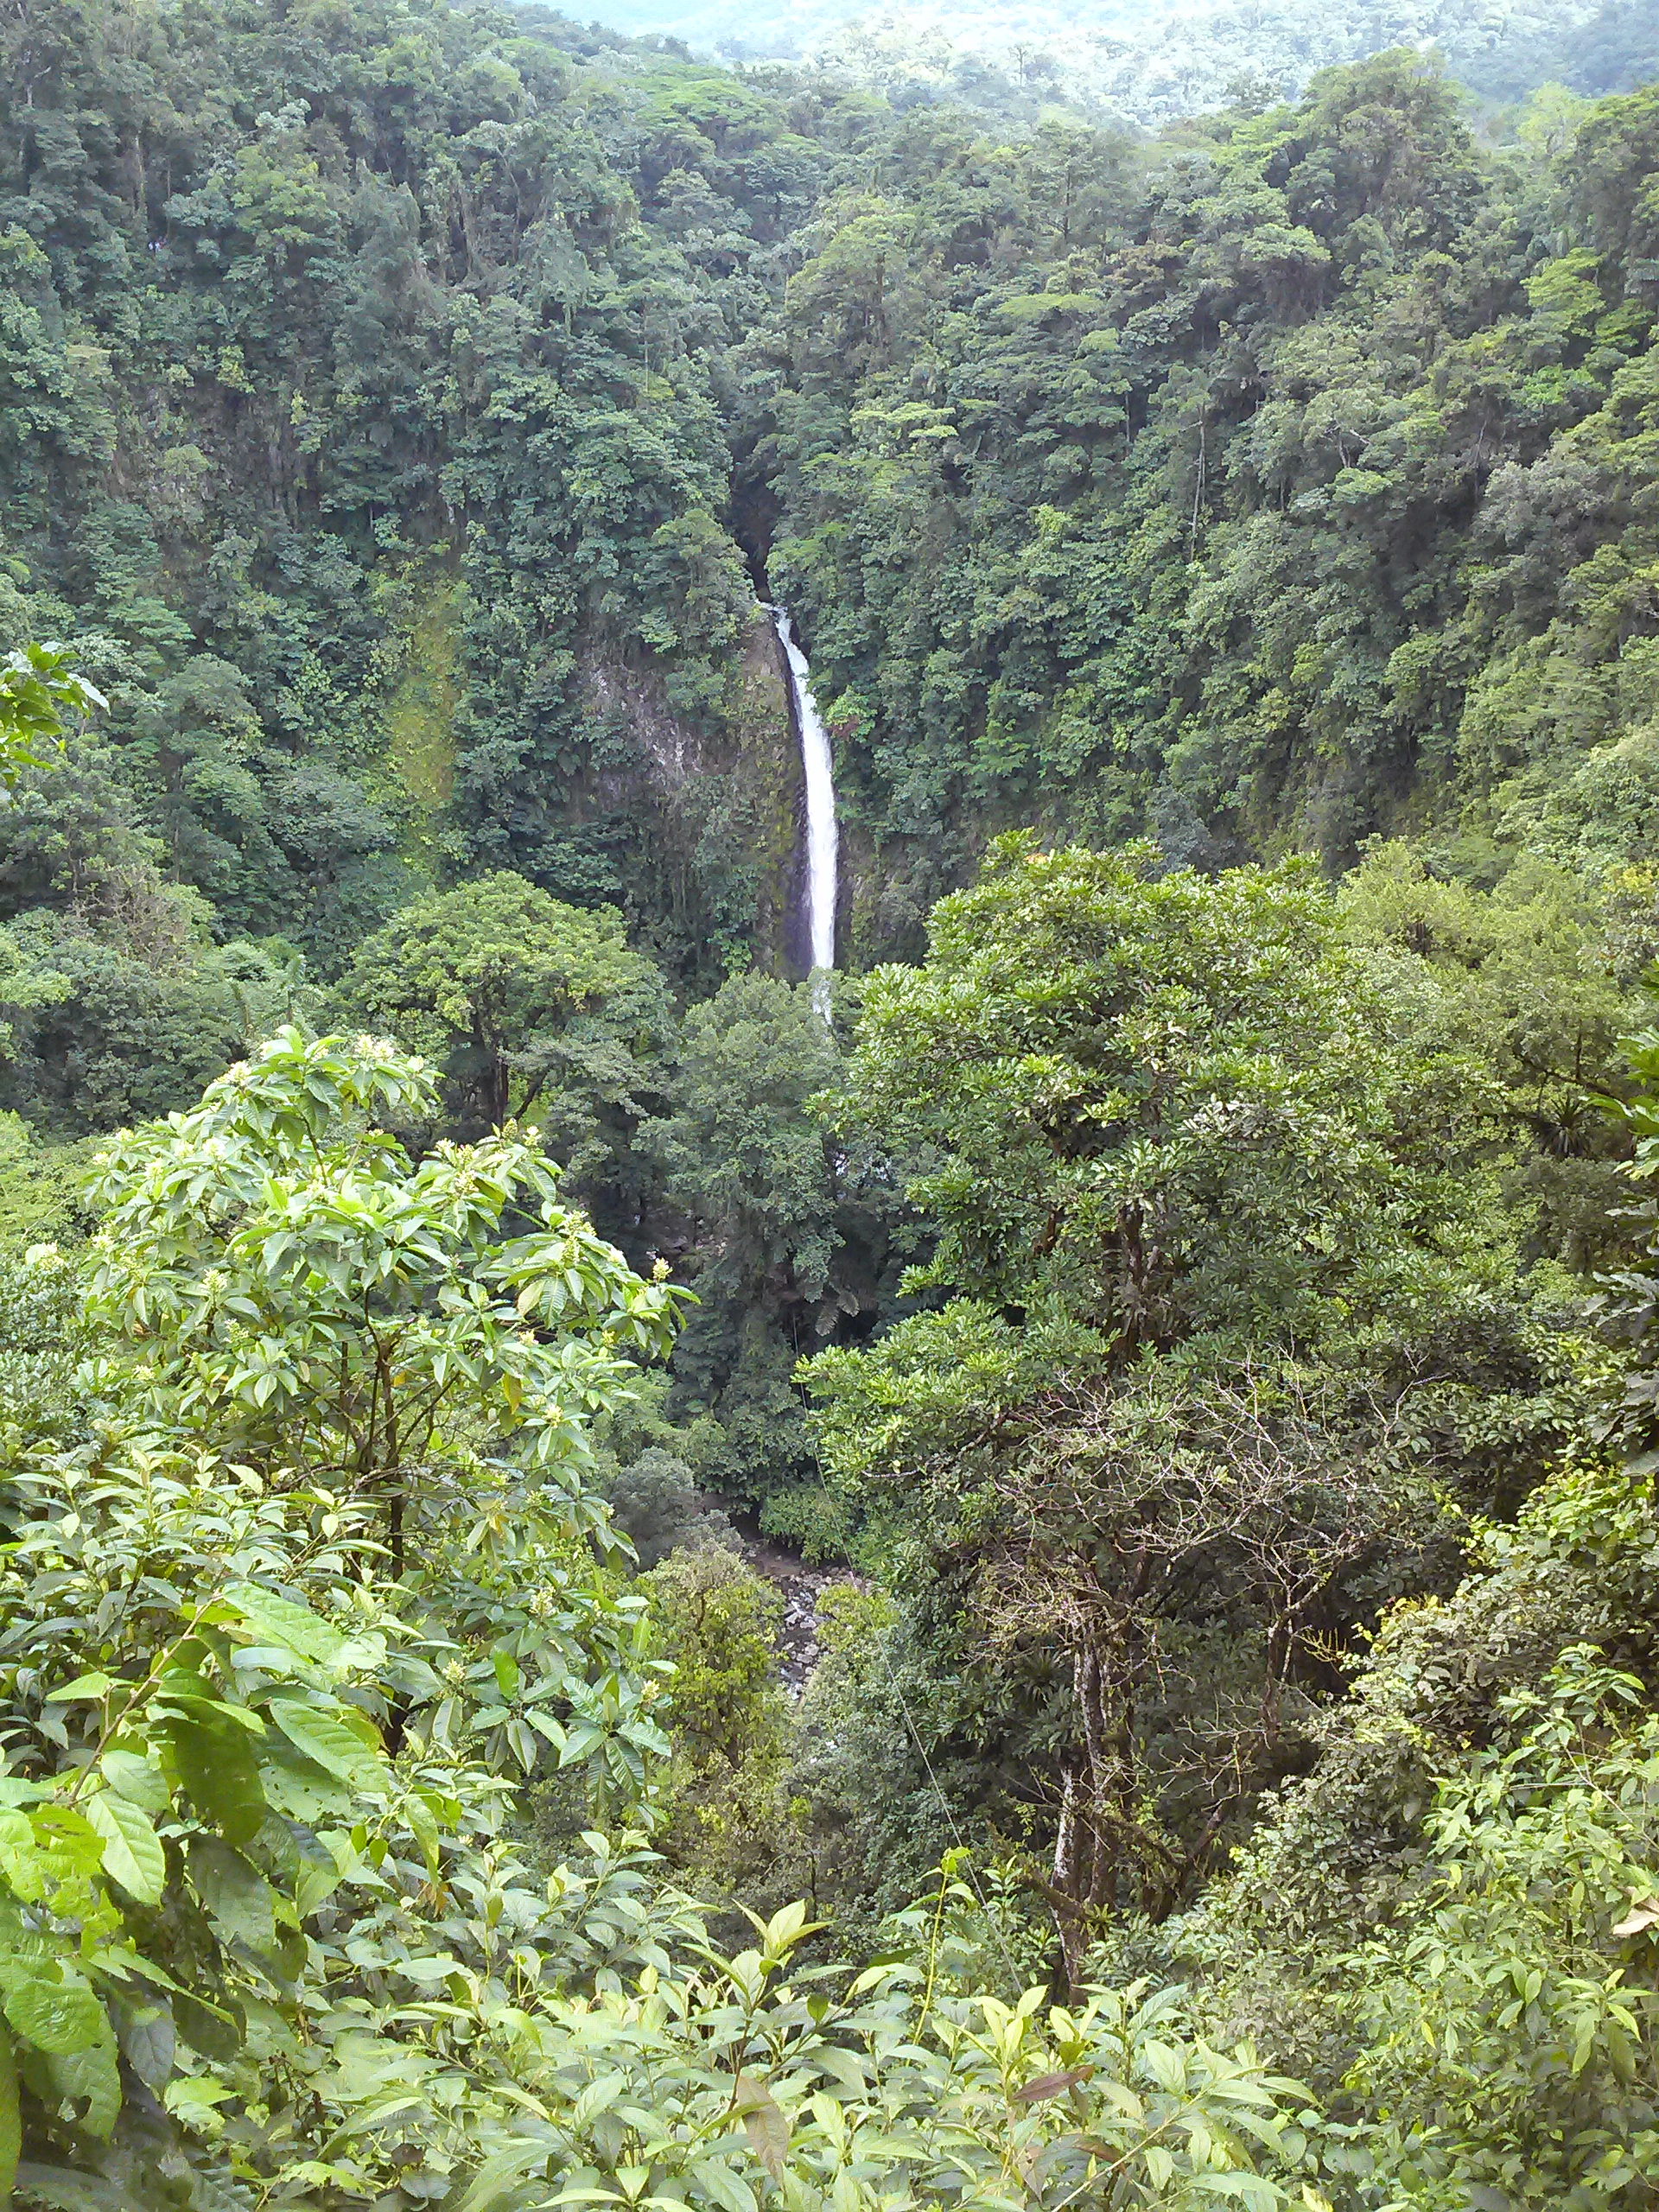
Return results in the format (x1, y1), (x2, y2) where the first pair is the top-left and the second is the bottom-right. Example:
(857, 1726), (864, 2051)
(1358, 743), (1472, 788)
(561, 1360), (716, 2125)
(805, 839), (1573, 1973)
(334, 872), (674, 1169)
(86, 1027), (685, 1574)
(0, 1030), (684, 2200)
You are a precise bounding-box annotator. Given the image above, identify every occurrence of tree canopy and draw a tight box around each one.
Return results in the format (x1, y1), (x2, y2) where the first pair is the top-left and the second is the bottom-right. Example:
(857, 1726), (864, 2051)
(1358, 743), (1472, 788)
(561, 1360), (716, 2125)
(3, 6), (1659, 2206)
(334, 872), (673, 1166)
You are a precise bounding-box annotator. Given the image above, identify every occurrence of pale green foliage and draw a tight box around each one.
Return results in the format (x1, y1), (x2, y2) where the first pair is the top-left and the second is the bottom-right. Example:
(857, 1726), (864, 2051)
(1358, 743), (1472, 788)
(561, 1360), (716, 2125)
(1173, 1434), (1659, 2207)
(84, 1027), (686, 1564)
(1343, 1648), (1659, 2208)
(644, 1545), (783, 1774)
(0, 1031), (690, 2201)
(441, 1891), (1322, 2212)
(1594, 1015), (1659, 1472)
(0, 645), (102, 793)
(0, 1421), (696, 2197)
(835, 836), (1501, 1338)
(1338, 842), (1638, 1264)
(803, 839), (1549, 1944)
(640, 1544), (797, 1901)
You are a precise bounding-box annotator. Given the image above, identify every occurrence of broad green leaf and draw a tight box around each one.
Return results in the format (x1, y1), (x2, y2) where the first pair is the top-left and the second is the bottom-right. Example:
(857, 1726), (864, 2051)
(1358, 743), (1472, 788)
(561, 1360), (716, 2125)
(391, 1954), (460, 1985)
(24, 1805), (104, 1880)
(221, 1584), (349, 1669)
(187, 1838), (277, 1952)
(571, 2070), (629, 2130)
(163, 2075), (236, 2133)
(403, 1791), (442, 1878)
(266, 1699), (385, 1789)
(1191, 2177), (1282, 2212)
(762, 1899), (814, 1957)
(43, 2033), (122, 2140)
(42, 1675), (112, 1705)
(162, 1712), (267, 1848)
(84, 1792), (165, 1908)
(318, 2089), (429, 2152)
(694, 2162), (757, 2212)
(11, 2166), (129, 2212)
(291, 1853), (345, 1918)
(172, 1991), (244, 2065)
(1141, 2038), (1185, 2094)
(98, 1751), (168, 1816)
(0, 1814), (42, 1906)
(258, 1738), (353, 1823)
(0, 1963), (105, 2057)
(114, 1999), (175, 2093)
(557, 1725), (606, 1768)
(455, 2142), (555, 2212)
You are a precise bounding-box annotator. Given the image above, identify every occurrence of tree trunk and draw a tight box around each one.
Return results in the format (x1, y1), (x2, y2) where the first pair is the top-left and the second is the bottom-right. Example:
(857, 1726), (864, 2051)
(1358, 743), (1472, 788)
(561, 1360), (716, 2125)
(1052, 1751), (1090, 1993)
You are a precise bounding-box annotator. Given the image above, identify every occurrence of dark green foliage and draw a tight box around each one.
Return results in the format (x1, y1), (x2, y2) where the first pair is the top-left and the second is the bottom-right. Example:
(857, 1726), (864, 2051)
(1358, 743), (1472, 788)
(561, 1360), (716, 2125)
(750, 62), (1659, 926)
(6, 7), (1659, 962)
(6, 11), (1659, 2204)
(648, 970), (844, 1300)
(0, 1031), (1324, 2211)
(1565, 2), (1659, 96)
(0, 0), (914, 988)
(607, 1443), (735, 1565)
(1175, 1451), (1659, 2208)
(640, 969), (910, 1534)
(803, 841), (1605, 1976)
(0, 925), (287, 1132)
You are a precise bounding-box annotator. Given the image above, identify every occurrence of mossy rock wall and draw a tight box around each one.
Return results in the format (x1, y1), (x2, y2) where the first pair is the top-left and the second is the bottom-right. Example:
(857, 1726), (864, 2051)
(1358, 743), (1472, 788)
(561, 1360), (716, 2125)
(576, 608), (804, 988)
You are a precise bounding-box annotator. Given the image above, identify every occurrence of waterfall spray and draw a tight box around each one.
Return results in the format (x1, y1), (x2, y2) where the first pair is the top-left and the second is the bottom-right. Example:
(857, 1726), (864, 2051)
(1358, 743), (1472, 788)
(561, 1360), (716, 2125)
(770, 607), (838, 1015)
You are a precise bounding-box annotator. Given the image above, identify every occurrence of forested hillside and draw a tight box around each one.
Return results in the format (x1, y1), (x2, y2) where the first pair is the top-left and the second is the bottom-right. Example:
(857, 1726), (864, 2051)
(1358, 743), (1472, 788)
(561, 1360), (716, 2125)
(597, 0), (1658, 118)
(753, 54), (1659, 953)
(7, 1), (1659, 978)
(5, 3), (1659, 2208)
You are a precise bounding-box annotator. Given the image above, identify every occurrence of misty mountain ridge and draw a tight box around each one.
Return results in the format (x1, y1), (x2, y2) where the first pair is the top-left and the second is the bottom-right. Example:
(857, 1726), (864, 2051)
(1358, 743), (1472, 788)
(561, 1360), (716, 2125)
(579, 0), (1650, 118)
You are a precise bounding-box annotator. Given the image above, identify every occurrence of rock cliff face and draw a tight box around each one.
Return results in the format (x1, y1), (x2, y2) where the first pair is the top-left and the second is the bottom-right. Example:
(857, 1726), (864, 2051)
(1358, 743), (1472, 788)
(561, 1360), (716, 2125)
(575, 607), (806, 983)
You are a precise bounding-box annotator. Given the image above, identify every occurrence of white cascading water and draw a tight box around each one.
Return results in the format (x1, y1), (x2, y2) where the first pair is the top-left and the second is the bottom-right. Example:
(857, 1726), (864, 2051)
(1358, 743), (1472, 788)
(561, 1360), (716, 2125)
(770, 606), (838, 1014)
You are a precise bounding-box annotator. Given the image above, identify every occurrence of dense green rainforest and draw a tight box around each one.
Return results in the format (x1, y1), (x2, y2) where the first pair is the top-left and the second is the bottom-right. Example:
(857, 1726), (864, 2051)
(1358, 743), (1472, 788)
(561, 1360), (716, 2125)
(4, 1), (1659, 2204)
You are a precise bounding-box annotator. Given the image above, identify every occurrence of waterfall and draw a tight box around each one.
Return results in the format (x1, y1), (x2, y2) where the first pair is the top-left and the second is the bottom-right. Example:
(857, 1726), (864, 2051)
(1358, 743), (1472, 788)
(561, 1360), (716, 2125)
(770, 606), (838, 1010)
